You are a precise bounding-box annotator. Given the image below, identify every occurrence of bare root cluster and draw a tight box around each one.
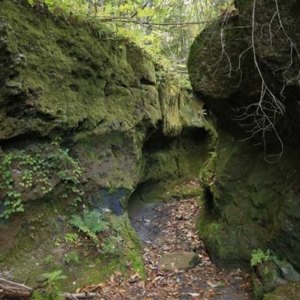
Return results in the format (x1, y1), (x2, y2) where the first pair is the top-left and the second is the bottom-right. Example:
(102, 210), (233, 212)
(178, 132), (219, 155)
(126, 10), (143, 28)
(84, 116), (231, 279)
(216, 0), (300, 161)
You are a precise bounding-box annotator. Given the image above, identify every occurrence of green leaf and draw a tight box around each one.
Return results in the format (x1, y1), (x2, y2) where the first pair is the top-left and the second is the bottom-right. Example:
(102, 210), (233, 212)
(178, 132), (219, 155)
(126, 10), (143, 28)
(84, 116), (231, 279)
(42, 270), (67, 284)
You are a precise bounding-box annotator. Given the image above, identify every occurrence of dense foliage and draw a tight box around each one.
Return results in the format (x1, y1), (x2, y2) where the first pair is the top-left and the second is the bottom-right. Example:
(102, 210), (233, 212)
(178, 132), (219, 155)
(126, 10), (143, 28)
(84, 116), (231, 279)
(28, 0), (232, 70)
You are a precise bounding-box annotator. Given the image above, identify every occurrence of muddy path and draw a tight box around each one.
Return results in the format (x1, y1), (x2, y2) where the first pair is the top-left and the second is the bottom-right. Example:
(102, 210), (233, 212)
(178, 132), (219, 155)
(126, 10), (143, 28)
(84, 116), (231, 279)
(126, 196), (253, 300)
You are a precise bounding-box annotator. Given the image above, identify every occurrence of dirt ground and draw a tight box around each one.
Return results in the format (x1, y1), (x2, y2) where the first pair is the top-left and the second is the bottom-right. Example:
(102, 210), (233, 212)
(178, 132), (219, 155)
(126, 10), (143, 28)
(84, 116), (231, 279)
(86, 190), (253, 300)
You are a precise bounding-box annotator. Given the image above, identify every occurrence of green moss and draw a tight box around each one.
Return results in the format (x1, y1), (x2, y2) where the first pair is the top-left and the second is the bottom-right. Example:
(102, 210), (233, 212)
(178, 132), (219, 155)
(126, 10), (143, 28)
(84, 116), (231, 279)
(196, 125), (300, 269)
(0, 0), (142, 139)
(263, 282), (300, 300)
(0, 199), (146, 290)
(109, 214), (146, 279)
(0, 0), (210, 195)
(0, 200), (68, 287)
(252, 273), (264, 300)
(126, 43), (156, 85)
(0, 0), (212, 290)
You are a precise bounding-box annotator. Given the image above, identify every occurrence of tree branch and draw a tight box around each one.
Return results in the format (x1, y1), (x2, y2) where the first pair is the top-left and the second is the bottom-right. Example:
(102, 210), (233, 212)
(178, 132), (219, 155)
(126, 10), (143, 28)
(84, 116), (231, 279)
(98, 17), (210, 26)
(0, 277), (98, 300)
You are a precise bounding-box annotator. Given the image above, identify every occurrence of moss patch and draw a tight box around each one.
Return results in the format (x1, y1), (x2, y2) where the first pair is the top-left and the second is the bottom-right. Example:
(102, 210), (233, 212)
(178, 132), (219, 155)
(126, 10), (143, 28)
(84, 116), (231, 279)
(264, 283), (300, 300)
(197, 128), (300, 269)
(0, 0), (210, 289)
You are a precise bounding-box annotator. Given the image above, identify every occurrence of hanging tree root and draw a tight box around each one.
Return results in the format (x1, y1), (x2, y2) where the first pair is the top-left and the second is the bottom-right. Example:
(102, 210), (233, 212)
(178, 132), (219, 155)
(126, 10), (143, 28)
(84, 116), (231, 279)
(0, 278), (98, 300)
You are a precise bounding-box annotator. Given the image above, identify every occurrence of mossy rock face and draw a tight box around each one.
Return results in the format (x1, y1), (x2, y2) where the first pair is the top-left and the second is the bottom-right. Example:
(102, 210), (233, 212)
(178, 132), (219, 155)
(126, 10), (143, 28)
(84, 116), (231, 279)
(189, 0), (300, 273)
(197, 129), (300, 270)
(0, 0), (211, 289)
(0, 0), (210, 207)
(188, 0), (300, 145)
(0, 198), (145, 291)
(252, 273), (265, 300)
(251, 260), (300, 299)
(257, 262), (282, 294)
(263, 282), (300, 300)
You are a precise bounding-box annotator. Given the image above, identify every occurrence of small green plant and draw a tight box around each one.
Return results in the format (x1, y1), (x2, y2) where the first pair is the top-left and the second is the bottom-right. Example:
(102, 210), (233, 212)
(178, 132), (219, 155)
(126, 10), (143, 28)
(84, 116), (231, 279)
(54, 237), (61, 246)
(32, 270), (66, 300)
(1, 194), (24, 219)
(43, 270), (67, 284)
(44, 255), (55, 265)
(251, 249), (279, 267)
(63, 250), (80, 265)
(64, 233), (79, 244)
(101, 236), (124, 256)
(69, 209), (109, 244)
(108, 187), (117, 194)
(0, 143), (85, 219)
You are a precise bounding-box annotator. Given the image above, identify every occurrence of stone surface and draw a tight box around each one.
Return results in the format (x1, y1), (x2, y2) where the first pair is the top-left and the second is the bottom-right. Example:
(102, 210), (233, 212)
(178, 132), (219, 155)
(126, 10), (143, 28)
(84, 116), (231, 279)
(0, 0), (210, 290)
(158, 252), (201, 271)
(257, 262), (282, 294)
(196, 130), (300, 270)
(188, 0), (300, 145)
(263, 282), (300, 300)
(278, 261), (300, 282)
(188, 0), (300, 274)
(252, 260), (300, 299)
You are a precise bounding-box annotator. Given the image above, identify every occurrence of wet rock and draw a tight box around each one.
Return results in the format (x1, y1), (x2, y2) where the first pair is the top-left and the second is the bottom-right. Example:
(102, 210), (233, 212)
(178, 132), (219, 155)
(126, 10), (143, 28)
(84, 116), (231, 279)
(263, 282), (300, 300)
(158, 252), (201, 271)
(256, 262), (283, 294)
(278, 261), (300, 282)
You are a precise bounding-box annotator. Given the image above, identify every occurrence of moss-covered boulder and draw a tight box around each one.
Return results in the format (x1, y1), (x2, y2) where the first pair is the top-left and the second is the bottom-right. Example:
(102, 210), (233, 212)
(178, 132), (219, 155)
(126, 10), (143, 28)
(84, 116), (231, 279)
(197, 128), (300, 270)
(188, 0), (300, 277)
(188, 0), (300, 147)
(263, 282), (300, 300)
(0, 0), (210, 289)
(252, 260), (300, 299)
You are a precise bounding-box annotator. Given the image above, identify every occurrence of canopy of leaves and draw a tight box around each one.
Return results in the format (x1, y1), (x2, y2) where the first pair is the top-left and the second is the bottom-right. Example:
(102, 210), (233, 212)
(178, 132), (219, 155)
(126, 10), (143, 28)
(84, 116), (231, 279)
(28, 0), (233, 70)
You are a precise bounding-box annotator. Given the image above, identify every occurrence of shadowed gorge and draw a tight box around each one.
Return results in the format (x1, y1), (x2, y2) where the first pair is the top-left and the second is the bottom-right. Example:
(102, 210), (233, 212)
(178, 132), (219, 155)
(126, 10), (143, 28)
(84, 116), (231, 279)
(1, 0), (300, 299)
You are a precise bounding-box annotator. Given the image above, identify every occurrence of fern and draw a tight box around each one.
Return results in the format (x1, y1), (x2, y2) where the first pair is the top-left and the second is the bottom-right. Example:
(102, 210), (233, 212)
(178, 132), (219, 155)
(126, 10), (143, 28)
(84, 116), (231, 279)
(42, 270), (67, 284)
(251, 249), (279, 267)
(32, 270), (66, 300)
(70, 209), (109, 242)
(82, 210), (108, 233)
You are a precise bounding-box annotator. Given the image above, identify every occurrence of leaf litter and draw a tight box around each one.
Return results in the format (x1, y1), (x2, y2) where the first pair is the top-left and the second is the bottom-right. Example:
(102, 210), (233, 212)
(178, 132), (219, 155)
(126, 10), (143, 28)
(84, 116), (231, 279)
(80, 182), (253, 300)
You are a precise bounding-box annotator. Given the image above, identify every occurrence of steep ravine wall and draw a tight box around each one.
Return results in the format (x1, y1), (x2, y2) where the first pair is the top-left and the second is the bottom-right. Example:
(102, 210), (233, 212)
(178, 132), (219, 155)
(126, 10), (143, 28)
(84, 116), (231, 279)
(188, 0), (300, 297)
(0, 0), (210, 289)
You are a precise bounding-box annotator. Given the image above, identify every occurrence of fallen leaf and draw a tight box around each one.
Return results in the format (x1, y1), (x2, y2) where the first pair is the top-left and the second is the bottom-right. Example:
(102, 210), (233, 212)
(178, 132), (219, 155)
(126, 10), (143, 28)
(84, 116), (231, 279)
(188, 292), (201, 297)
